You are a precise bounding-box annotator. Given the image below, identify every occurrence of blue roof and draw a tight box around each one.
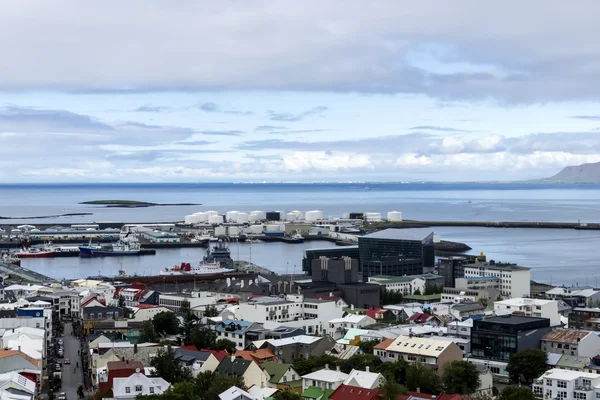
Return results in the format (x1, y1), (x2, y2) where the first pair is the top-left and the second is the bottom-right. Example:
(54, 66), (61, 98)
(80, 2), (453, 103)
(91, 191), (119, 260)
(215, 319), (253, 334)
(465, 276), (498, 281)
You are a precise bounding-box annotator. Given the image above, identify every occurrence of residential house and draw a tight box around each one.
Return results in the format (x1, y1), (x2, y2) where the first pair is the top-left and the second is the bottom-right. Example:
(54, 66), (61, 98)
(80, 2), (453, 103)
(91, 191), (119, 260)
(541, 329), (600, 357)
(343, 367), (385, 389)
(314, 294), (348, 309)
(215, 320), (255, 350)
(302, 365), (349, 400)
(449, 302), (485, 320)
(383, 304), (423, 322)
(408, 313), (442, 326)
(261, 361), (302, 393)
(216, 357), (270, 388)
(446, 319), (473, 340)
(219, 386), (258, 400)
(532, 369), (600, 400)
(248, 385), (278, 400)
(373, 339), (395, 362)
(112, 370), (170, 398)
(97, 360), (145, 394)
(83, 306), (125, 321)
(0, 351), (41, 390)
(569, 308), (600, 331)
(0, 371), (37, 399)
(174, 347), (221, 375)
(329, 385), (380, 400)
(379, 335), (463, 375)
(327, 315), (376, 340)
(398, 394), (461, 400)
(254, 335), (335, 364)
(365, 308), (395, 323)
(234, 349), (278, 365)
(494, 298), (562, 326)
(555, 355), (589, 372)
(0, 328), (44, 370)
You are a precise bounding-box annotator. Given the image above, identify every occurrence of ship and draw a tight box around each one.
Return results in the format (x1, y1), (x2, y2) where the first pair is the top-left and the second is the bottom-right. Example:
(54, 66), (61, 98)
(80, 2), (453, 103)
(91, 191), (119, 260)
(79, 231), (143, 257)
(159, 261), (233, 276)
(15, 248), (54, 258)
(203, 241), (234, 269)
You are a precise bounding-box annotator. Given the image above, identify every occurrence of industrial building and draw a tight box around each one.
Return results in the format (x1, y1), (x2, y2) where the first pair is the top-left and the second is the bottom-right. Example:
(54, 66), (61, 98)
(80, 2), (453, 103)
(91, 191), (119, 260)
(358, 229), (435, 278)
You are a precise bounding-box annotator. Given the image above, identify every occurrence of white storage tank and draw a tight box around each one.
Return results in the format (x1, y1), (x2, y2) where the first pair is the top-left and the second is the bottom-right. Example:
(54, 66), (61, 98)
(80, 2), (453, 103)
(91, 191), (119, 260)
(387, 211), (403, 222)
(365, 212), (382, 221)
(226, 210), (240, 222)
(192, 212), (208, 222)
(266, 224), (284, 231)
(236, 212), (249, 223)
(433, 234), (441, 243)
(228, 226), (241, 236)
(214, 226), (227, 236)
(250, 224), (264, 234)
(184, 214), (198, 224)
(250, 210), (266, 221)
(208, 215), (223, 225)
(205, 210), (219, 217)
(305, 210), (323, 222)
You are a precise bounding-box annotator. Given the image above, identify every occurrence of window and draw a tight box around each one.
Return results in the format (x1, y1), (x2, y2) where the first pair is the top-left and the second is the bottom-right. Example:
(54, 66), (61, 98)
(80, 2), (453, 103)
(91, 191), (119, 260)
(546, 379), (552, 386)
(557, 381), (567, 388)
(574, 393), (587, 400)
(125, 387), (131, 393)
(135, 385), (143, 392)
(150, 386), (155, 393)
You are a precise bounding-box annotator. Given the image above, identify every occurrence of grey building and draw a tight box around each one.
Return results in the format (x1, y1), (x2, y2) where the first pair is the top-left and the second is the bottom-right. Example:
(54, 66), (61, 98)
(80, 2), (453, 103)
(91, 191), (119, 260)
(303, 246), (360, 275)
(311, 256), (359, 285)
(82, 306), (125, 321)
(471, 315), (552, 361)
(337, 283), (381, 309)
(358, 229), (435, 278)
(256, 335), (335, 364)
(245, 325), (306, 343)
(438, 256), (468, 287)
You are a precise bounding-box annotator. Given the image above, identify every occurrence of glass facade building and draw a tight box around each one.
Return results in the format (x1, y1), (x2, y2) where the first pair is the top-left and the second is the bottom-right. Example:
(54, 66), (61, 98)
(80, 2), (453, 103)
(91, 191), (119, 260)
(302, 246), (360, 275)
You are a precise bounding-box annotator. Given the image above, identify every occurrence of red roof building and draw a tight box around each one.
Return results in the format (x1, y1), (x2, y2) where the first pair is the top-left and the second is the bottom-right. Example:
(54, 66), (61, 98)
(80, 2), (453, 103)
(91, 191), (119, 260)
(329, 384), (380, 400)
(199, 349), (229, 362)
(98, 360), (145, 394)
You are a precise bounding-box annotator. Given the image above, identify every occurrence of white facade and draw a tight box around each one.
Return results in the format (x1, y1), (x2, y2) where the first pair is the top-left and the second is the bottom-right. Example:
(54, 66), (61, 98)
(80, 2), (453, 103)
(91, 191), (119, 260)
(387, 211), (403, 222)
(131, 306), (173, 322)
(302, 366), (349, 391)
(541, 329), (600, 358)
(533, 369), (600, 400)
(236, 296), (343, 335)
(112, 372), (170, 398)
(367, 276), (426, 295)
(494, 298), (561, 325)
(327, 315), (376, 339)
(463, 263), (531, 298)
(446, 319), (473, 340)
(159, 292), (218, 313)
(343, 368), (385, 389)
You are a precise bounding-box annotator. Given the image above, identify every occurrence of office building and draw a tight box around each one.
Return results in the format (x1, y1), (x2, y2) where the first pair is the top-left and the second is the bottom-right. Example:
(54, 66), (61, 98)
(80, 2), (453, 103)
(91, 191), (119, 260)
(494, 298), (561, 325)
(303, 246), (360, 275)
(569, 308), (600, 331)
(358, 229), (435, 278)
(463, 260), (531, 298)
(438, 256), (468, 287)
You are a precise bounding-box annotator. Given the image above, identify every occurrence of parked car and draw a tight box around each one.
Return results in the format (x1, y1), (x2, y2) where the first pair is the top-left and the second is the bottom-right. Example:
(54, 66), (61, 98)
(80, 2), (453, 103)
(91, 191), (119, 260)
(58, 392), (67, 400)
(64, 359), (70, 365)
(57, 351), (64, 358)
(57, 339), (63, 345)
(55, 364), (61, 372)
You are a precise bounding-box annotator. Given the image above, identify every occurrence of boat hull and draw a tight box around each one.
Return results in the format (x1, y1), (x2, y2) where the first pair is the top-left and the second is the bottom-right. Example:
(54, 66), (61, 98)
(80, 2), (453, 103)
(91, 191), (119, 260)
(79, 247), (142, 257)
(15, 252), (54, 258)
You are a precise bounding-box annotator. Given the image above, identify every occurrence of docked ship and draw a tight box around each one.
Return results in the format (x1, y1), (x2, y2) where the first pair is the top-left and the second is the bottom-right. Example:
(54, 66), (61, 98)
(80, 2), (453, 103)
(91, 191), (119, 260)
(79, 232), (143, 257)
(15, 247), (54, 258)
(160, 261), (233, 276)
(203, 241), (234, 269)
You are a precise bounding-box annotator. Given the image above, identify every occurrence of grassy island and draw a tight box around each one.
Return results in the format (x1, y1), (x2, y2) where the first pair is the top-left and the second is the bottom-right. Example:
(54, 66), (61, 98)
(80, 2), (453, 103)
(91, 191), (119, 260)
(80, 200), (199, 208)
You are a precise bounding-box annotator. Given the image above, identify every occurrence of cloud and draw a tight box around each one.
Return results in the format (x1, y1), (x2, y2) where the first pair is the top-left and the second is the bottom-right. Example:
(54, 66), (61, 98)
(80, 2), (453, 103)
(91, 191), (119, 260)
(134, 105), (170, 113)
(571, 115), (600, 120)
(198, 130), (245, 136)
(0, 106), (113, 132)
(410, 125), (470, 132)
(254, 125), (287, 132)
(197, 102), (252, 116)
(282, 151), (372, 171)
(267, 106), (328, 122)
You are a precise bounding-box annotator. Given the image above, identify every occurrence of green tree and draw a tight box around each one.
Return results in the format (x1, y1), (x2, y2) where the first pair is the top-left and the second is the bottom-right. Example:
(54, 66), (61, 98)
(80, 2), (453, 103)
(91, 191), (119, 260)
(357, 339), (381, 354)
(413, 288), (422, 295)
(153, 311), (180, 335)
(374, 359), (409, 382)
(150, 346), (193, 384)
(138, 321), (159, 343)
(190, 325), (217, 350)
(216, 338), (237, 353)
(293, 355), (339, 376)
(137, 381), (196, 400)
(338, 354), (382, 374)
(380, 288), (403, 305)
(442, 360), (481, 395)
(204, 304), (219, 317)
(497, 386), (536, 400)
(506, 348), (548, 384)
(405, 363), (442, 394)
(195, 371), (245, 400)
(77, 384), (85, 399)
(273, 391), (303, 400)
(180, 300), (196, 345)
(378, 379), (408, 400)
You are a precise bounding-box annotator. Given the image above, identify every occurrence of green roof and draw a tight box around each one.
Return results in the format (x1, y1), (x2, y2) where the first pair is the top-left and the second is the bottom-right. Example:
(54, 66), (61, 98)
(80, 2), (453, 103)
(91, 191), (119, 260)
(262, 361), (292, 384)
(404, 294), (442, 301)
(369, 275), (415, 283)
(302, 386), (335, 400)
(337, 328), (369, 345)
(557, 355), (588, 369)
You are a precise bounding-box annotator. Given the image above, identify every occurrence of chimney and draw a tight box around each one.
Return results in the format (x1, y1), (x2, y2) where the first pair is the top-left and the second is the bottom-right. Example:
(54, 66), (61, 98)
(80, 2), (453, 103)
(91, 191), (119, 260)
(126, 359), (129, 365)
(336, 365), (340, 372)
(366, 366), (370, 372)
(122, 356), (125, 362)
(329, 292), (333, 297)
(18, 346), (20, 352)
(416, 387), (420, 393)
(324, 364), (329, 370)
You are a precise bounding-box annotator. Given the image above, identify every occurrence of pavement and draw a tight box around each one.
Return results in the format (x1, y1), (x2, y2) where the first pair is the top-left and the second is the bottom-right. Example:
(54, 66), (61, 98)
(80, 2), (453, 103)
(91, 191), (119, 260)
(60, 322), (84, 399)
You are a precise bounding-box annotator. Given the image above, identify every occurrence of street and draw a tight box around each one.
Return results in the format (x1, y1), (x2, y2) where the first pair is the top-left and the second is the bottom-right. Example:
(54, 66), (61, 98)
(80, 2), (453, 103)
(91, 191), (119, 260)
(61, 322), (84, 399)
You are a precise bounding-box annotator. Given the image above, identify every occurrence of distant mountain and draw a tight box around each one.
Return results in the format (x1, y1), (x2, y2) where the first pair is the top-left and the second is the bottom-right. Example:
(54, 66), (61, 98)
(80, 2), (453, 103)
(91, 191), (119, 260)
(545, 162), (600, 183)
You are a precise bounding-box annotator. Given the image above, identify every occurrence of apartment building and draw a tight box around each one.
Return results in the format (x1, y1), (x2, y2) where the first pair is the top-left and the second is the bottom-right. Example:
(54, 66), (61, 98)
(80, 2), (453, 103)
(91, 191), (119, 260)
(463, 260), (531, 298)
(254, 335), (335, 364)
(569, 308), (600, 331)
(494, 298), (561, 325)
(541, 329), (600, 358)
(214, 320), (255, 350)
(533, 369), (600, 400)
(327, 315), (376, 340)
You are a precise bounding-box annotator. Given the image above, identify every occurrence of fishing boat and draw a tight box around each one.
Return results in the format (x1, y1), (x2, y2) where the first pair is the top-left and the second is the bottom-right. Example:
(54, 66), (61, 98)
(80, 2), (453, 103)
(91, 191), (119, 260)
(15, 248), (54, 258)
(159, 261), (232, 276)
(79, 231), (142, 257)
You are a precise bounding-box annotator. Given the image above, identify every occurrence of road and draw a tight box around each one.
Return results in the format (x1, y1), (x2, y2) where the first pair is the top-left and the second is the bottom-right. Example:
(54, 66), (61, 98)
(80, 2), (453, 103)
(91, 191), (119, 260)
(60, 322), (83, 399)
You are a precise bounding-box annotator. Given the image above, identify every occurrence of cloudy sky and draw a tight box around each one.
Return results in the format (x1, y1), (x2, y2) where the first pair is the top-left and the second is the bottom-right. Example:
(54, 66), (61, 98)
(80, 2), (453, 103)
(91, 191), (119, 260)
(1, 1), (600, 182)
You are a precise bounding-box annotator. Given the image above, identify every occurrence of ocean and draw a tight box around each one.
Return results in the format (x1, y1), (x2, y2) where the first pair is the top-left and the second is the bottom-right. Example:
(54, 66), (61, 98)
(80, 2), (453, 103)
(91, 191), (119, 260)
(3, 182), (600, 285)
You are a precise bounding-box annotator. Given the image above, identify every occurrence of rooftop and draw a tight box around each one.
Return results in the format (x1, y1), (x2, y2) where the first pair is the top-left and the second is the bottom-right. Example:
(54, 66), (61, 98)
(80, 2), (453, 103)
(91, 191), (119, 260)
(464, 276), (499, 281)
(538, 368), (600, 381)
(495, 298), (555, 307)
(387, 335), (455, 357)
(302, 367), (349, 382)
(480, 315), (549, 325)
(329, 385), (380, 400)
(464, 261), (530, 271)
(361, 228), (433, 242)
(542, 329), (590, 344)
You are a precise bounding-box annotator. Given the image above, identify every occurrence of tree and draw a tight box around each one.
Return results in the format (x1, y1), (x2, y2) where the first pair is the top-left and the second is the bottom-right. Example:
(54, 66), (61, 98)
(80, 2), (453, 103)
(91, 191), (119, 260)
(405, 363), (442, 394)
(413, 288), (422, 295)
(216, 338), (237, 353)
(139, 321), (159, 343)
(150, 346), (193, 384)
(380, 288), (403, 305)
(191, 325), (217, 350)
(194, 370), (245, 400)
(506, 348), (548, 384)
(204, 304), (219, 317)
(378, 379), (408, 400)
(442, 360), (481, 395)
(357, 339), (381, 354)
(180, 300), (196, 345)
(293, 355), (339, 376)
(375, 359), (408, 382)
(153, 311), (180, 335)
(137, 381), (196, 400)
(181, 299), (191, 316)
(338, 354), (382, 374)
(77, 384), (85, 399)
(497, 386), (536, 400)
(273, 391), (303, 400)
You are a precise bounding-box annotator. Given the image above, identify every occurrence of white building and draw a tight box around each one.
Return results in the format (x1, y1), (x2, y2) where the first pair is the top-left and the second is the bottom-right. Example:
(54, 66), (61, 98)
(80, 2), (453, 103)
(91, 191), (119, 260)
(541, 329), (600, 358)
(112, 370), (170, 398)
(446, 318), (473, 340)
(343, 367), (385, 389)
(532, 369), (600, 400)
(130, 305), (173, 322)
(494, 298), (561, 326)
(327, 315), (376, 340)
(159, 291), (218, 314)
(367, 275), (426, 295)
(219, 386), (258, 400)
(302, 365), (349, 391)
(463, 261), (531, 298)
(236, 295), (343, 335)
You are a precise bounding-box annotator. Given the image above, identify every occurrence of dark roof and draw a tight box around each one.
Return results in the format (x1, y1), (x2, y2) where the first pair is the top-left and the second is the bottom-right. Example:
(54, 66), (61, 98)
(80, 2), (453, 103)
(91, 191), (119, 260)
(482, 315), (549, 325)
(0, 310), (17, 319)
(174, 349), (210, 364)
(452, 303), (485, 313)
(84, 306), (123, 313)
(216, 357), (252, 376)
(361, 228), (433, 241)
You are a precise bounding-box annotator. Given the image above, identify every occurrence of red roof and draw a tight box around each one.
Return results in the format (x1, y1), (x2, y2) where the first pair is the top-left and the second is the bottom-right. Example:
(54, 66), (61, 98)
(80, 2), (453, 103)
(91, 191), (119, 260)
(408, 313), (435, 323)
(219, 298), (240, 304)
(373, 338), (394, 350)
(330, 385), (380, 400)
(81, 296), (99, 308)
(199, 349), (229, 362)
(180, 345), (199, 351)
(366, 308), (388, 319)
(398, 393), (462, 400)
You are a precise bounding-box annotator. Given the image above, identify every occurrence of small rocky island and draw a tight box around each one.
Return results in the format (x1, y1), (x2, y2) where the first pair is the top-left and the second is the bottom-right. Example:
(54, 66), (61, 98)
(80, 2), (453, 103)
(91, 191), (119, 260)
(80, 200), (200, 208)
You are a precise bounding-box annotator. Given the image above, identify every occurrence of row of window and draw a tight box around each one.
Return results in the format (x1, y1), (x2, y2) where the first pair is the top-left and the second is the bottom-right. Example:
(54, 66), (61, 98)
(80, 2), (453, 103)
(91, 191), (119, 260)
(124, 385), (160, 394)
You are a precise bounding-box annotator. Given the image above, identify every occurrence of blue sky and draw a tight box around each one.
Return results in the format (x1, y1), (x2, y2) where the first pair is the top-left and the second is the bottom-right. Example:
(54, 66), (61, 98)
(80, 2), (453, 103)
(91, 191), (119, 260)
(1, 1), (600, 182)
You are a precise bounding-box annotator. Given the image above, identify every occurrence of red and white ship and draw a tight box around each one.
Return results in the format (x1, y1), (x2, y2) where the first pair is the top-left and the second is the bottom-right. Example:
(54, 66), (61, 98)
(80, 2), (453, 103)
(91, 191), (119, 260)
(15, 248), (54, 258)
(160, 262), (232, 276)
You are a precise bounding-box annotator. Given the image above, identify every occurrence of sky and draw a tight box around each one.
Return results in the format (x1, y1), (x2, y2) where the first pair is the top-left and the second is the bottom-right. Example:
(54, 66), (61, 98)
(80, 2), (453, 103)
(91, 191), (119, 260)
(2, 1), (600, 183)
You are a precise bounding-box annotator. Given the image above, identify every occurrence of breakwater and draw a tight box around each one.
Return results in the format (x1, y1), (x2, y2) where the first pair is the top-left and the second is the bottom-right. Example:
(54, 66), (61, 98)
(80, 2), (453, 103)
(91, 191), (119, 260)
(369, 220), (600, 230)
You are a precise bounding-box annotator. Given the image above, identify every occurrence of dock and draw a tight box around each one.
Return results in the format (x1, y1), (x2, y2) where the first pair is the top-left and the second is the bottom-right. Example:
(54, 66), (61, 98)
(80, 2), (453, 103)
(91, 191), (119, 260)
(0, 262), (56, 283)
(368, 220), (600, 231)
